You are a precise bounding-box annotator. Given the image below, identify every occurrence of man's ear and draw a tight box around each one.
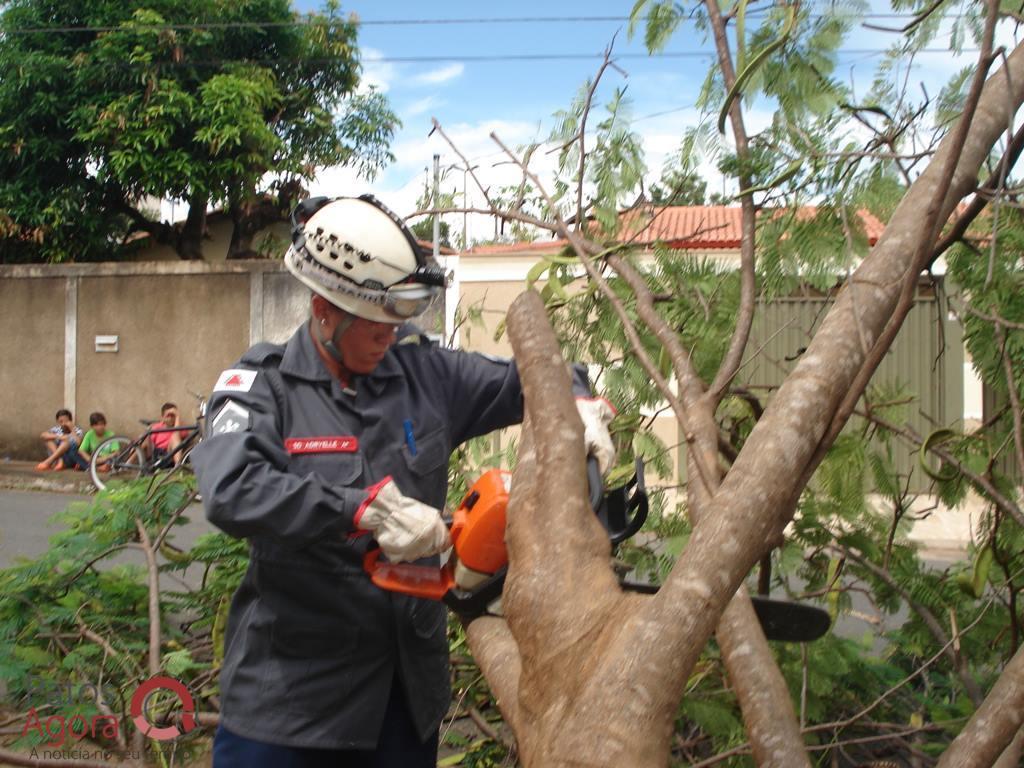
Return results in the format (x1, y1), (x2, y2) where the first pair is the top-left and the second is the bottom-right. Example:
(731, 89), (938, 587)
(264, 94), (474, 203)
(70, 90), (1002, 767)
(311, 293), (330, 323)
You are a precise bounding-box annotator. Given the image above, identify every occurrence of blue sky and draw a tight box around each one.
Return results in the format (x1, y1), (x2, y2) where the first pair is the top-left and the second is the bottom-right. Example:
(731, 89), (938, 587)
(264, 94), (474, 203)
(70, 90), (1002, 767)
(292, 2), (1021, 244)
(296, 0), (715, 238)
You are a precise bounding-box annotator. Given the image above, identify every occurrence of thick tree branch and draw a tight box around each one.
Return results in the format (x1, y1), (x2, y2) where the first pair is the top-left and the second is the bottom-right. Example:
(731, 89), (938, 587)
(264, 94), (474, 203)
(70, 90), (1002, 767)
(464, 617), (522, 733)
(936, 641), (1024, 767)
(501, 291), (657, 766)
(993, 727), (1024, 768)
(503, 295), (622, 617)
(805, 1), (1004, 483)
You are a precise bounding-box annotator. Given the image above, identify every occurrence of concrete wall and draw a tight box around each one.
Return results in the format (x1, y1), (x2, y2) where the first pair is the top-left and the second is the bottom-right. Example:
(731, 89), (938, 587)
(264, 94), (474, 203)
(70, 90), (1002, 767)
(0, 261), (308, 460)
(75, 273), (251, 439)
(0, 276), (67, 458)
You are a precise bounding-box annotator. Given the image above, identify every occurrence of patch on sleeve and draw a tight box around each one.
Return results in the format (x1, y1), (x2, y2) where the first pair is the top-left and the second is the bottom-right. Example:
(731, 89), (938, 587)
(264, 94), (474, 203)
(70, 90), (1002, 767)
(214, 368), (258, 393)
(210, 400), (251, 436)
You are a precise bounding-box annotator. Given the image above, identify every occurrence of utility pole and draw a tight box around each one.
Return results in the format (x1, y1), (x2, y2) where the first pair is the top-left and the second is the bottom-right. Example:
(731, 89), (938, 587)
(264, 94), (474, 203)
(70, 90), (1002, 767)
(432, 153), (440, 263)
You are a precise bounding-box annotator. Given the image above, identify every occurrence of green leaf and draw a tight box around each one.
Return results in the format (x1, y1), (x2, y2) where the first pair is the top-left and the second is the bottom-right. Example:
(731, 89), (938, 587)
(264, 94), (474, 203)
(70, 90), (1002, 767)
(13, 645), (52, 667)
(162, 648), (198, 678)
(920, 429), (959, 481)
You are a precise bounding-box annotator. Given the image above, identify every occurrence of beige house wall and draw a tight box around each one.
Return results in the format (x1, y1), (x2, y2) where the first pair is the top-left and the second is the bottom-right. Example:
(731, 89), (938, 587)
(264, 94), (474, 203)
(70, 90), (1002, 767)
(458, 280), (521, 357)
(457, 253), (687, 490)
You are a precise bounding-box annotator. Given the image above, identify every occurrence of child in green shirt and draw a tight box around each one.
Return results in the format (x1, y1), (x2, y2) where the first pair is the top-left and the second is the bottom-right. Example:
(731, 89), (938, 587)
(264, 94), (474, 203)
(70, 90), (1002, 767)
(79, 412), (119, 469)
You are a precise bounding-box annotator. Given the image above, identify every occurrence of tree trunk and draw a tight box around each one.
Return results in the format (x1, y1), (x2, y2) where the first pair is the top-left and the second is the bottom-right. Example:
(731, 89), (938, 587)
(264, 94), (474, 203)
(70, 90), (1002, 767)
(936, 642), (1024, 767)
(227, 198), (275, 260)
(226, 183), (302, 259)
(686, 408), (811, 768)
(177, 194), (208, 260)
(992, 726), (1024, 768)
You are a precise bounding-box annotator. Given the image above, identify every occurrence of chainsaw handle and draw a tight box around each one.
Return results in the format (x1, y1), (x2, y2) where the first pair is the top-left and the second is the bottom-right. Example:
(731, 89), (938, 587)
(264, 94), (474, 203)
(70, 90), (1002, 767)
(587, 456), (604, 511)
(363, 544), (455, 601)
(589, 456), (648, 545)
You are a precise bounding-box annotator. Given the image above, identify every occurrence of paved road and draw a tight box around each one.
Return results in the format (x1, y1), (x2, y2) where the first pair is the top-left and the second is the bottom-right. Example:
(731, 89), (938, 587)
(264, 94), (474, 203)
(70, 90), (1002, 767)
(0, 489), (217, 575)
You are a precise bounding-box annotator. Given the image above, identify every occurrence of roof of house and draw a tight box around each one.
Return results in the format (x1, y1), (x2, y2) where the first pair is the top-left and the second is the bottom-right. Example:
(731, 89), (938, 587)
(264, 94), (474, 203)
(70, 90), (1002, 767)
(465, 205), (886, 255)
(416, 239), (458, 256)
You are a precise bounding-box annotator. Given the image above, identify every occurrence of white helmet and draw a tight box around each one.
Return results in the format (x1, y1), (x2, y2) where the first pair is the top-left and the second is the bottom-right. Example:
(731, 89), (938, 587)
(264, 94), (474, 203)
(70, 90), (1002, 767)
(285, 195), (448, 324)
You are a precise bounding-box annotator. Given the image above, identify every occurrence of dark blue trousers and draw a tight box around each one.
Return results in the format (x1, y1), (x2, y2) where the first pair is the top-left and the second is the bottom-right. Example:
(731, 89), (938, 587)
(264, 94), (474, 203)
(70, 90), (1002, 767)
(212, 679), (438, 768)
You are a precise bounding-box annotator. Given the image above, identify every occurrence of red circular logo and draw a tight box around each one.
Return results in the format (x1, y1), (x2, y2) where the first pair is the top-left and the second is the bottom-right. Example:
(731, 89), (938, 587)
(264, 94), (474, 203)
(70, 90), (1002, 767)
(129, 676), (197, 741)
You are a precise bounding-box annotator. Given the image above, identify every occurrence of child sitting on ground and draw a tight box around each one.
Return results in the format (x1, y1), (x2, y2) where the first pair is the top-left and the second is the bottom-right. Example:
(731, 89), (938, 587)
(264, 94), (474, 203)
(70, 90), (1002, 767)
(37, 409), (87, 471)
(78, 412), (120, 471)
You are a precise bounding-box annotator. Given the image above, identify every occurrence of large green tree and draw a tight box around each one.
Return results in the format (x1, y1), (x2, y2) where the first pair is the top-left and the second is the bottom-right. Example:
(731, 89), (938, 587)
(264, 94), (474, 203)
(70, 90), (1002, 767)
(0, 0), (398, 262)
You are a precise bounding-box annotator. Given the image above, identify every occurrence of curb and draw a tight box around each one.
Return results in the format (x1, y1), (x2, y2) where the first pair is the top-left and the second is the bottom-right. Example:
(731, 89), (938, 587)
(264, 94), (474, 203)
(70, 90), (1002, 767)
(0, 472), (93, 495)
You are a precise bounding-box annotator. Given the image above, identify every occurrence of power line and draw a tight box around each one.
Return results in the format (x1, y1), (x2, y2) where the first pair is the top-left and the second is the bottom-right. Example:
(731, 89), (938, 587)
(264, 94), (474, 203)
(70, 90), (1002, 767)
(0, 49), (979, 68)
(1, 12), (981, 35)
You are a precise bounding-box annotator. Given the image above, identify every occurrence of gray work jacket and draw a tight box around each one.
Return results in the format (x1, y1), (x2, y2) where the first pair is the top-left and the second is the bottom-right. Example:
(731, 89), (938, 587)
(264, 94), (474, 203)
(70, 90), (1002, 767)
(192, 322), (587, 750)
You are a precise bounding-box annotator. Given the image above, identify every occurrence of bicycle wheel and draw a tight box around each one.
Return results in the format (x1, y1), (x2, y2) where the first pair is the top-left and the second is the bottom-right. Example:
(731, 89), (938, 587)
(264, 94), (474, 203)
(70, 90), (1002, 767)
(90, 436), (146, 491)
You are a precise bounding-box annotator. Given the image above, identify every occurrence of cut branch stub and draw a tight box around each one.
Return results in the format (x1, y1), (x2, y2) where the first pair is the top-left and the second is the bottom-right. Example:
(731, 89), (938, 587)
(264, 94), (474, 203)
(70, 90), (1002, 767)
(503, 290), (619, 602)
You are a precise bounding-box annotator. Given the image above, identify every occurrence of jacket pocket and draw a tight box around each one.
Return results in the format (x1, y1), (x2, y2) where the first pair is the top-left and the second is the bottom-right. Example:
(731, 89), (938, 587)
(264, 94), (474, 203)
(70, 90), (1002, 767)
(402, 425), (448, 476)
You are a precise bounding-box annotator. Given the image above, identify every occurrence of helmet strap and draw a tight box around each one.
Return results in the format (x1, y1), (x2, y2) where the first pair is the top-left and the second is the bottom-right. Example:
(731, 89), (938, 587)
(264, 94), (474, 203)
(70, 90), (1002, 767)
(312, 314), (357, 384)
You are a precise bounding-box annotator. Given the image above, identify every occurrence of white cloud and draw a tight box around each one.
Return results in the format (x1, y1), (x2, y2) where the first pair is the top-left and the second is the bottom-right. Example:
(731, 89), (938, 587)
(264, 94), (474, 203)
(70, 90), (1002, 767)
(405, 96), (441, 117)
(358, 47), (395, 93)
(412, 63), (465, 86)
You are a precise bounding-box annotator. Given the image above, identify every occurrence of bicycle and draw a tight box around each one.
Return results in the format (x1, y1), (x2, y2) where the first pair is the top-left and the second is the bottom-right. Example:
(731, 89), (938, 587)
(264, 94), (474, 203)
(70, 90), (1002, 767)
(89, 394), (207, 492)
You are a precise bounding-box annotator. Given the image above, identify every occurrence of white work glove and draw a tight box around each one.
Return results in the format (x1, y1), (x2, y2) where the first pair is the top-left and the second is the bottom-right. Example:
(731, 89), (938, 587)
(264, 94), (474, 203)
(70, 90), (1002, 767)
(576, 396), (617, 476)
(354, 477), (451, 563)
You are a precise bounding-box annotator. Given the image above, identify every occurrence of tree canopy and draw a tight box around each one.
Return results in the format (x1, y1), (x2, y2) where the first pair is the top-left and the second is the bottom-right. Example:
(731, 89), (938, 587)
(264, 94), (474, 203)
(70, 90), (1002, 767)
(429, 1), (1024, 764)
(0, 0), (398, 262)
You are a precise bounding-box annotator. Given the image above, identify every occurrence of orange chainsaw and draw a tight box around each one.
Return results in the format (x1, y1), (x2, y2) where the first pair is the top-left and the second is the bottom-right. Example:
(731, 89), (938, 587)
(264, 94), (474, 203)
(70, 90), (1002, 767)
(363, 458), (832, 642)
(364, 457), (648, 617)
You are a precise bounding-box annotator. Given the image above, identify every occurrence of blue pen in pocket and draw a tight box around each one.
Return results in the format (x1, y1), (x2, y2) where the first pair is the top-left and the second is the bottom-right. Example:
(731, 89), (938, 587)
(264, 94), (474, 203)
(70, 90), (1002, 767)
(403, 419), (417, 456)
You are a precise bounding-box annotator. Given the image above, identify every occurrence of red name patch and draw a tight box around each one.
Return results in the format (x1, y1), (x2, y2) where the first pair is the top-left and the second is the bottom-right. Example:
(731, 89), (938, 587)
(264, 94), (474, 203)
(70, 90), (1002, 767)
(285, 436), (359, 454)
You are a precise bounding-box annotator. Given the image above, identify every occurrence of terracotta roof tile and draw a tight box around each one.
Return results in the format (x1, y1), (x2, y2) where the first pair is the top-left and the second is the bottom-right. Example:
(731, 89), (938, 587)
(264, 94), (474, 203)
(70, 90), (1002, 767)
(466, 205), (886, 255)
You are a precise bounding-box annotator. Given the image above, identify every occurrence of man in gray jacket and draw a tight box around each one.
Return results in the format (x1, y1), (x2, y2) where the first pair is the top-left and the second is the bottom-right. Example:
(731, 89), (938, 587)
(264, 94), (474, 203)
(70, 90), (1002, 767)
(191, 195), (615, 767)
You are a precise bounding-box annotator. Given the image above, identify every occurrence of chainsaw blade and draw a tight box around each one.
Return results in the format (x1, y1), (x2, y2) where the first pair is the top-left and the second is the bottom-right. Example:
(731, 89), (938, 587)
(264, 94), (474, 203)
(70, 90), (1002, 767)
(619, 580), (831, 643)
